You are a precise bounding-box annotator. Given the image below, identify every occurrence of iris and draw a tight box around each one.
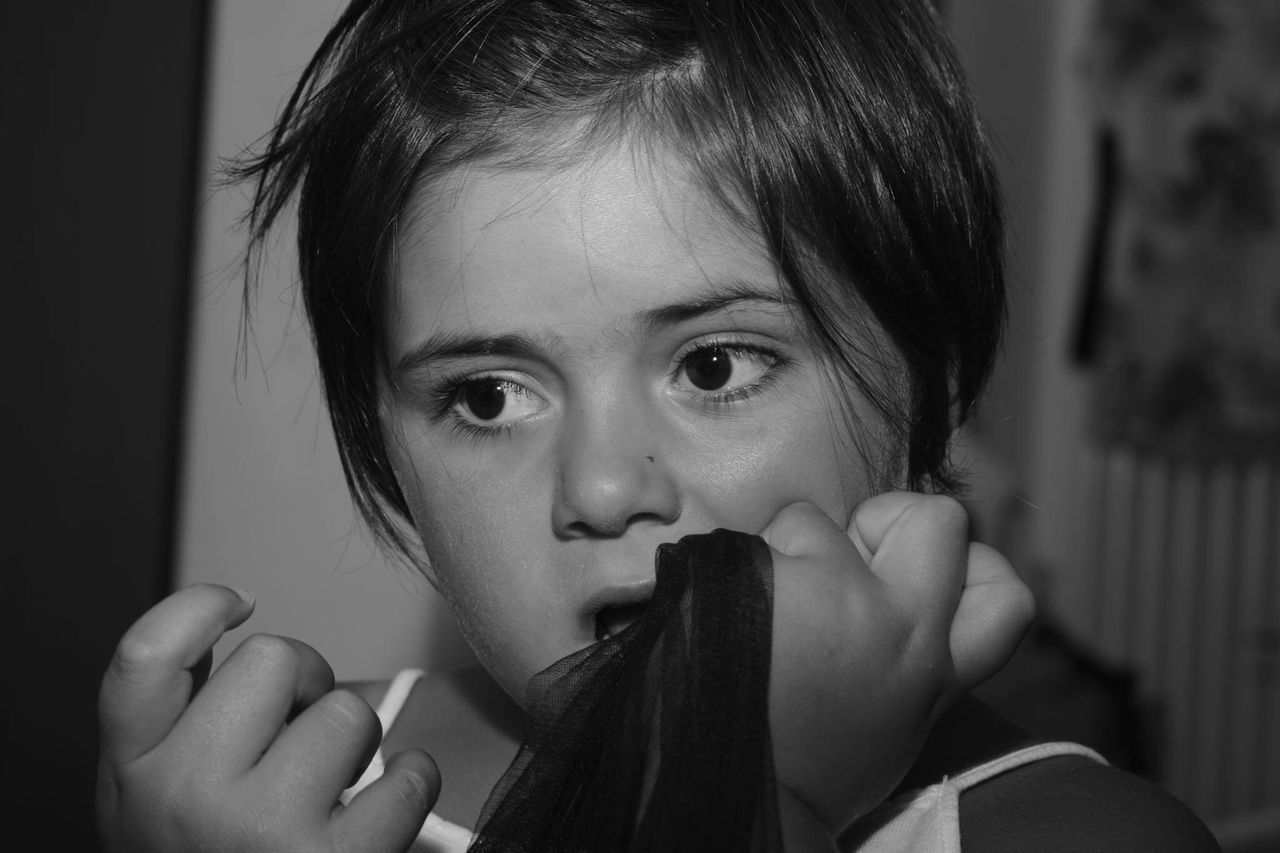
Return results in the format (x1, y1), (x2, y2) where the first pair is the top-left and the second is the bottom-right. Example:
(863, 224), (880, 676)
(463, 381), (507, 421)
(685, 347), (733, 390)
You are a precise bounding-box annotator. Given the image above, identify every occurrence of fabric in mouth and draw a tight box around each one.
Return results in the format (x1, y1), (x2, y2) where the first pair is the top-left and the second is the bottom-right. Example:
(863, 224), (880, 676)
(594, 601), (650, 641)
(471, 529), (781, 851)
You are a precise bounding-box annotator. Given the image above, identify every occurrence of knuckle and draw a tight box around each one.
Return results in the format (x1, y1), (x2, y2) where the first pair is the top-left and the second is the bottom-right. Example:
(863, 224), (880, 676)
(315, 688), (379, 739)
(389, 767), (432, 812)
(1009, 579), (1038, 625)
(919, 494), (969, 533)
(239, 632), (299, 671)
(768, 502), (826, 542)
(781, 501), (823, 525)
(110, 629), (171, 676)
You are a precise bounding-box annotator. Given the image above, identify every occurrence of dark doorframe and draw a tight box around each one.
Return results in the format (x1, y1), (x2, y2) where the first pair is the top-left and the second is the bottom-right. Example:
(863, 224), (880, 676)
(3, 2), (209, 847)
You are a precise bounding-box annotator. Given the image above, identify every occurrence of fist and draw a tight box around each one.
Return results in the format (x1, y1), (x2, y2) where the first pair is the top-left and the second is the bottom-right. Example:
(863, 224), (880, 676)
(761, 495), (1033, 831)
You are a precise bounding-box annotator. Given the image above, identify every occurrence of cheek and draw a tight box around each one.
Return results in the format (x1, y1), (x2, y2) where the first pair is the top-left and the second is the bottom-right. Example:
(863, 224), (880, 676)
(386, 434), (565, 676)
(685, 409), (872, 533)
(406, 467), (527, 597)
(383, 427), (508, 593)
(404, 492), (540, 697)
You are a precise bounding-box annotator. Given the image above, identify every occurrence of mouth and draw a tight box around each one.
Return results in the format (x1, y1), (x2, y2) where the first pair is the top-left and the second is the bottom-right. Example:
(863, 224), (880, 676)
(594, 600), (650, 642)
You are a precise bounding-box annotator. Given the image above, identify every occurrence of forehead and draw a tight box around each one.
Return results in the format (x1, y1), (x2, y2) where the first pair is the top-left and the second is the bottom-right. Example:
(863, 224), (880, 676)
(388, 144), (781, 347)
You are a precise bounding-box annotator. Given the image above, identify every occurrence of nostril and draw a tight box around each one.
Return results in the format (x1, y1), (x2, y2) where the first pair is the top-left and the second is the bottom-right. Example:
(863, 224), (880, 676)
(563, 509), (678, 541)
(566, 516), (629, 539)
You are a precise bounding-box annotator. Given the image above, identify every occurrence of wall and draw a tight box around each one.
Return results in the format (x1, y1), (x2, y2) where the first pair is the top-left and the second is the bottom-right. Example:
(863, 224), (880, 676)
(954, 1), (1280, 826)
(176, 0), (472, 680)
(949, 0), (1059, 488)
(949, 0), (1099, 612)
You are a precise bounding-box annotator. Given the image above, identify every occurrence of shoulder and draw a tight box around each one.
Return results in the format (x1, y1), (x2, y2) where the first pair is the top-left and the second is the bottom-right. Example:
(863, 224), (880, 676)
(908, 697), (1220, 852)
(961, 753), (1220, 852)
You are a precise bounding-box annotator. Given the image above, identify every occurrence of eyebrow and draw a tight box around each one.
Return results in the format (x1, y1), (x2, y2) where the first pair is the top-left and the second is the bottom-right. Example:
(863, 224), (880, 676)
(394, 332), (547, 378)
(393, 283), (789, 378)
(634, 284), (789, 333)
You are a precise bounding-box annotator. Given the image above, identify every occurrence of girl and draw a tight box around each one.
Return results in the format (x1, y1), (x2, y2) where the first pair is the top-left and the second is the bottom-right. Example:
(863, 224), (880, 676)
(97, 0), (1219, 850)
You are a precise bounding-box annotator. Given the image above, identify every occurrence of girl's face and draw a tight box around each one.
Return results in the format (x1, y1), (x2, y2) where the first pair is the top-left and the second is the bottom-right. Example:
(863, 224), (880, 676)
(381, 143), (877, 704)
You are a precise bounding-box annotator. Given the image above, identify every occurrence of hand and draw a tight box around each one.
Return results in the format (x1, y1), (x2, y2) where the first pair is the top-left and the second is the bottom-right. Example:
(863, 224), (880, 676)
(96, 583), (440, 853)
(761, 494), (1033, 832)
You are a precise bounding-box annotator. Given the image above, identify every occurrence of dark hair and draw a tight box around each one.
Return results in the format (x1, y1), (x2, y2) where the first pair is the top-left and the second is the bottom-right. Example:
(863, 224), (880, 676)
(233, 0), (1005, 562)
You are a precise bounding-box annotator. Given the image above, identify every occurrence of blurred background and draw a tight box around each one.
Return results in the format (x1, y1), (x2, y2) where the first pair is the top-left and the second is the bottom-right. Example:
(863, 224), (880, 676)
(6, 0), (1277, 848)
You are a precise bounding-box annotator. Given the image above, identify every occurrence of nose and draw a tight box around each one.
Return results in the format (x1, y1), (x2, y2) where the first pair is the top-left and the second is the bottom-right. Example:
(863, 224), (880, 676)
(551, 398), (680, 538)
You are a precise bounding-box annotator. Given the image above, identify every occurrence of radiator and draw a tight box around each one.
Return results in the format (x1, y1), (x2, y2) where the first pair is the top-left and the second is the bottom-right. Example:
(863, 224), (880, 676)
(1062, 447), (1280, 820)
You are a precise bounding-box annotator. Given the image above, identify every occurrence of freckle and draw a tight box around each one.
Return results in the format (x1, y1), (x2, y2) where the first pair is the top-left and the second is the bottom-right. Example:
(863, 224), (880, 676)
(646, 456), (655, 463)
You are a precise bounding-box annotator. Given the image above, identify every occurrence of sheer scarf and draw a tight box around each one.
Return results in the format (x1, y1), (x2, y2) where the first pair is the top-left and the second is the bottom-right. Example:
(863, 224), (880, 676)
(471, 529), (782, 852)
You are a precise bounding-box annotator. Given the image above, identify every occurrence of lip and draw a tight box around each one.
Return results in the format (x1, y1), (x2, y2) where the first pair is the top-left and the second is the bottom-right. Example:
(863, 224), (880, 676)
(582, 577), (657, 619)
(582, 577), (656, 642)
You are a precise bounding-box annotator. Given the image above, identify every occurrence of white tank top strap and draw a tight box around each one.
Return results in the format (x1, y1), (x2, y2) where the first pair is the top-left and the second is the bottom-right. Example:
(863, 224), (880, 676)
(340, 669), (427, 804)
(841, 742), (1107, 851)
(342, 669), (475, 852)
(945, 741), (1108, 792)
(375, 668), (427, 731)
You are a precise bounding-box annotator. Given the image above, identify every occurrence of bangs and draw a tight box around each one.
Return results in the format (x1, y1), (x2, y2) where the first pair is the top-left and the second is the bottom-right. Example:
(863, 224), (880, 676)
(231, 0), (1004, 560)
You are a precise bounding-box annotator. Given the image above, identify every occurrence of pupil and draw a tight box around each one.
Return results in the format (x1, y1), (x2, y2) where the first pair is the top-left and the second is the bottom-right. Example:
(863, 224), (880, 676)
(688, 348), (732, 391)
(464, 382), (506, 421)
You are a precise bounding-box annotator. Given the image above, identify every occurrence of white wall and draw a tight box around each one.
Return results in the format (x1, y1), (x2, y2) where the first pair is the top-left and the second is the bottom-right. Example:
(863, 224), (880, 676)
(176, 0), (472, 680)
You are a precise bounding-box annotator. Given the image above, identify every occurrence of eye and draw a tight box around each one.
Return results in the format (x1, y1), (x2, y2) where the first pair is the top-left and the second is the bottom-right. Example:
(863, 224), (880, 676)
(449, 377), (545, 427)
(673, 343), (778, 396)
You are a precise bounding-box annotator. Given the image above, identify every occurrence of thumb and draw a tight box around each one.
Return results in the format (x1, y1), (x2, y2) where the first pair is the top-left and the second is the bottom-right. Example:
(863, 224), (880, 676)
(758, 502), (849, 560)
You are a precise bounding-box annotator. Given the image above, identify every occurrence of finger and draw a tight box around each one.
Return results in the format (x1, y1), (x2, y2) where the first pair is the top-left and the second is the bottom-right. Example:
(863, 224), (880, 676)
(171, 632), (335, 774)
(257, 688), (382, 808)
(849, 492), (968, 555)
(852, 493), (970, 617)
(759, 502), (849, 561)
(950, 542), (1036, 690)
(332, 749), (440, 853)
(192, 649), (214, 695)
(99, 583), (255, 765)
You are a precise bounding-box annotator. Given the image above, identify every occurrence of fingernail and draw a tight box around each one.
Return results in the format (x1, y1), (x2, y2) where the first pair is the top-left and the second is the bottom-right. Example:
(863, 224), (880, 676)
(229, 586), (255, 607)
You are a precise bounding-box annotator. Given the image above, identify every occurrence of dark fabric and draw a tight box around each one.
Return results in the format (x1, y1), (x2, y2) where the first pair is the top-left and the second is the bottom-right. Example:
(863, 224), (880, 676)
(471, 529), (782, 852)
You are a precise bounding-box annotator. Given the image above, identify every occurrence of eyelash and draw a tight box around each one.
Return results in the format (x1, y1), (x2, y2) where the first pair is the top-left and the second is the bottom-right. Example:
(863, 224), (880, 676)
(670, 340), (791, 410)
(426, 339), (791, 442)
(448, 417), (516, 444)
(426, 377), (529, 445)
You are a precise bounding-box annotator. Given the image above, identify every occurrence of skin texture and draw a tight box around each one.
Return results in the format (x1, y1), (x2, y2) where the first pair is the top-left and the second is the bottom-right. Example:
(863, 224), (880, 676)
(96, 585), (442, 853)
(95, 140), (1038, 851)
(381, 142), (874, 705)
(380, 142), (1030, 831)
